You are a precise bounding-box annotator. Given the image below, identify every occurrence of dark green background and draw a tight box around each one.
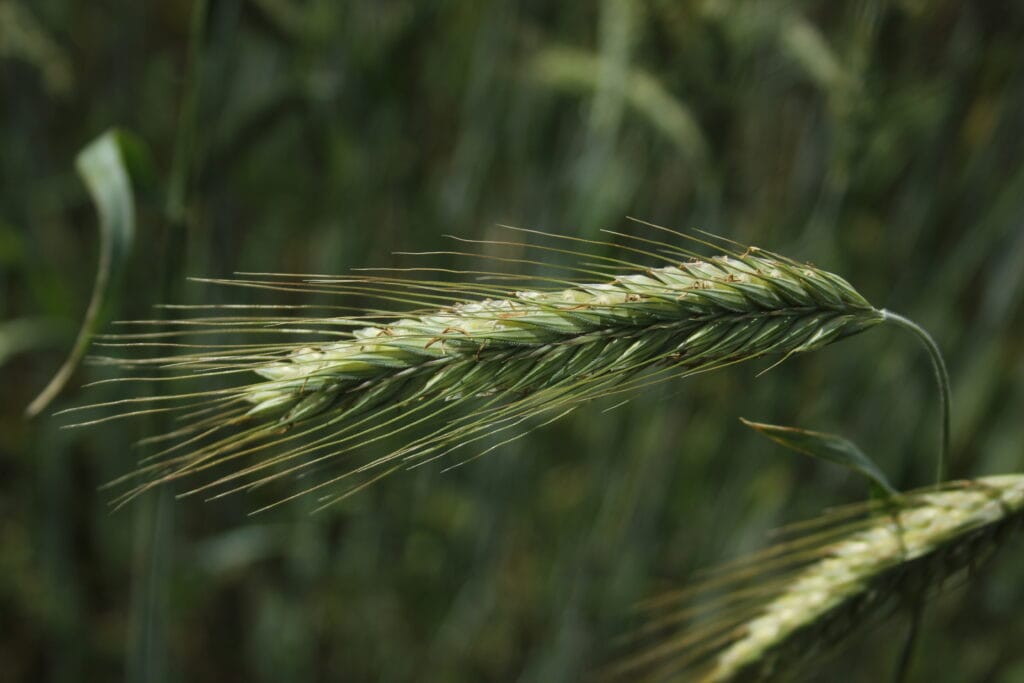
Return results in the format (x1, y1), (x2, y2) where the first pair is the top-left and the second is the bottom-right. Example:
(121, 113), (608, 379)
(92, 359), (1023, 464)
(3, 1), (1024, 680)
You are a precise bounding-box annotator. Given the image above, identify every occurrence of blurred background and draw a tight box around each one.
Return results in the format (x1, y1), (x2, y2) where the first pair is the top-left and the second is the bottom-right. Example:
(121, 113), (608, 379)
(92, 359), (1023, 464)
(3, 1), (1024, 681)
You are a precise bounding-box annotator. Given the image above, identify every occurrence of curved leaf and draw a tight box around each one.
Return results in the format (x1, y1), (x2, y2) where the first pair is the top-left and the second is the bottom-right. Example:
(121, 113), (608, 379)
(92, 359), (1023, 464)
(741, 418), (896, 495)
(26, 129), (136, 417)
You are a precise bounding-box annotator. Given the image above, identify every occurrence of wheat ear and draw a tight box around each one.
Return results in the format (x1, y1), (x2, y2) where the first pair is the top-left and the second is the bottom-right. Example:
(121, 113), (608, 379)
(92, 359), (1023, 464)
(67, 228), (883, 510)
(611, 475), (1024, 682)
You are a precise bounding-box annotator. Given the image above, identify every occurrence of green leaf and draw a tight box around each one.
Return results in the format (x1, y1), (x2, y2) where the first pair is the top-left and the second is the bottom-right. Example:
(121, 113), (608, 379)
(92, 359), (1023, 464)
(740, 418), (896, 495)
(26, 129), (137, 417)
(0, 317), (66, 368)
(527, 46), (708, 166)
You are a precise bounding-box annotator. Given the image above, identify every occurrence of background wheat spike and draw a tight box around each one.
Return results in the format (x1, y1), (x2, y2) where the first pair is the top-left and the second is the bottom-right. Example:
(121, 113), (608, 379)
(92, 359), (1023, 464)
(611, 475), (1024, 682)
(70, 228), (884, 510)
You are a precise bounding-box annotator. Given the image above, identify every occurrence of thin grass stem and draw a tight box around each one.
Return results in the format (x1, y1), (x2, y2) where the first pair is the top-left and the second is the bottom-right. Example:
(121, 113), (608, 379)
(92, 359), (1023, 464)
(881, 310), (951, 483)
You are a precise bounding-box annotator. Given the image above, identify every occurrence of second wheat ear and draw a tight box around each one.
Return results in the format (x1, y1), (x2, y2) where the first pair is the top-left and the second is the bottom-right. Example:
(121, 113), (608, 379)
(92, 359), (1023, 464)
(610, 474), (1024, 683)
(70, 227), (901, 511)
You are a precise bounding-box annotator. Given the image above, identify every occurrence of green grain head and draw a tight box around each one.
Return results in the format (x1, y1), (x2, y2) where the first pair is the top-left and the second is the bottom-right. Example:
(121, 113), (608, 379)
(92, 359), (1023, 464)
(69, 228), (884, 510)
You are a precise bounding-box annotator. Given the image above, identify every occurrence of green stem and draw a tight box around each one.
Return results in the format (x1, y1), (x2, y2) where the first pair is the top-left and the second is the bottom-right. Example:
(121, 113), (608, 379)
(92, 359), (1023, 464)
(893, 599), (923, 683)
(881, 309), (951, 484)
(166, 0), (208, 228)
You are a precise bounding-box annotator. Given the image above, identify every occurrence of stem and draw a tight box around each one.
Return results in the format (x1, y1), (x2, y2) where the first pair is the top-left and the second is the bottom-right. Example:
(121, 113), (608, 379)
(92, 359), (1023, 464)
(881, 310), (951, 484)
(166, 0), (208, 228)
(127, 3), (205, 682)
(893, 599), (923, 683)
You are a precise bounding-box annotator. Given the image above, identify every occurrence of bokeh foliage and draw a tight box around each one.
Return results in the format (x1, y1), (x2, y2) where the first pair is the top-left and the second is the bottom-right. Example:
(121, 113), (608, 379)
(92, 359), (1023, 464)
(2, 1), (1024, 681)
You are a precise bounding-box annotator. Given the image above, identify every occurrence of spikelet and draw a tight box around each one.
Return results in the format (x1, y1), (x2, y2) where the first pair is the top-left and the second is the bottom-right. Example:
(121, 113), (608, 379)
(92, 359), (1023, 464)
(69, 228), (883, 510)
(612, 475), (1024, 682)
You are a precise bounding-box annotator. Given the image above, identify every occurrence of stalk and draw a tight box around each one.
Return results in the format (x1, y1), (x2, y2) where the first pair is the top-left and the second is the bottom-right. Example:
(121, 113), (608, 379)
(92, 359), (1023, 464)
(881, 310), (952, 483)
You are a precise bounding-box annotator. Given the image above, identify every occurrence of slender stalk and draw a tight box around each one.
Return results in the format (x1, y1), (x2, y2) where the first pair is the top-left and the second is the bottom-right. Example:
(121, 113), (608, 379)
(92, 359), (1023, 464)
(893, 599), (923, 683)
(165, 0), (207, 228)
(127, 2), (206, 681)
(881, 310), (951, 483)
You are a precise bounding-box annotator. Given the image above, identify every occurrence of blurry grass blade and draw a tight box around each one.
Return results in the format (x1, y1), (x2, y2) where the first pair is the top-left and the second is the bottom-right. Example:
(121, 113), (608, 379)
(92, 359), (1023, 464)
(0, 0), (73, 96)
(741, 418), (895, 494)
(528, 46), (708, 165)
(247, 0), (310, 40)
(779, 14), (854, 97)
(588, 0), (638, 135)
(27, 129), (136, 417)
(0, 317), (66, 367)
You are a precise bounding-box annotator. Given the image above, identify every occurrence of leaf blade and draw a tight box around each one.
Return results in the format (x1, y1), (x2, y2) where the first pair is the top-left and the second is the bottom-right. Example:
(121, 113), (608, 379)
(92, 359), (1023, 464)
(740, 418), (896, 495)
(26, 129), (136, 417)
